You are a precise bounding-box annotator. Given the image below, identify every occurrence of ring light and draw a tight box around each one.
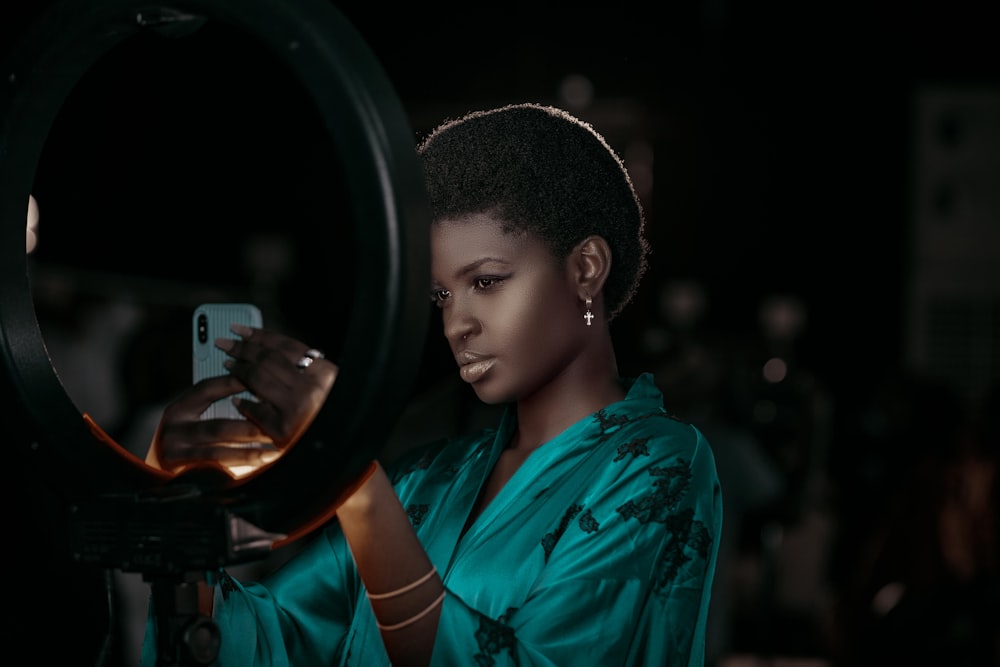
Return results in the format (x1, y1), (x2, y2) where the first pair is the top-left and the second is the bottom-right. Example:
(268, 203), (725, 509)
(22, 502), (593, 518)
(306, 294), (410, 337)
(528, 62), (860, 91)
(0, 0), (428, 585)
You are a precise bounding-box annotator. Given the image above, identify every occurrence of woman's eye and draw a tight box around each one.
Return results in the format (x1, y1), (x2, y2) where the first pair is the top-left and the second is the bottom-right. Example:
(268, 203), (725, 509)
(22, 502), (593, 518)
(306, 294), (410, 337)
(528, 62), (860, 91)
(430, 289), (450, 305)
(475, 277), (501, 290)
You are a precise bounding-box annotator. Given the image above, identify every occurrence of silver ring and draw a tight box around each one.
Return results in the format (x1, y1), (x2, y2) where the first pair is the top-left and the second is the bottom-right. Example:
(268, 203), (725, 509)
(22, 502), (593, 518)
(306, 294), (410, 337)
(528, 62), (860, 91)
(295, 348), (325, 370)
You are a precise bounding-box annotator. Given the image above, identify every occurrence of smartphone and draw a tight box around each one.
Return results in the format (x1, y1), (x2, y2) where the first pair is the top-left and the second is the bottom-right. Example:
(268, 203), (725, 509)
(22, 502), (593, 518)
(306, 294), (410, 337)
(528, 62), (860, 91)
(192, 303), (263, 420)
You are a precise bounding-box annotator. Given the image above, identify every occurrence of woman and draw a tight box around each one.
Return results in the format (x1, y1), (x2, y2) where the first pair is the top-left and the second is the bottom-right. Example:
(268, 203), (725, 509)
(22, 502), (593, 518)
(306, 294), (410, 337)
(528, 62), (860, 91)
(143, 103), (723, 666)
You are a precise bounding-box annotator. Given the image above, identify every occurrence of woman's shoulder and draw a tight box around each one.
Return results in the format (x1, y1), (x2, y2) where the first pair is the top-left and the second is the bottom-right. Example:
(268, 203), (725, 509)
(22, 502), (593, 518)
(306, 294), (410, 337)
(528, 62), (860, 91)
(596, 379), (719, 483)
(601, 381), (708, 454)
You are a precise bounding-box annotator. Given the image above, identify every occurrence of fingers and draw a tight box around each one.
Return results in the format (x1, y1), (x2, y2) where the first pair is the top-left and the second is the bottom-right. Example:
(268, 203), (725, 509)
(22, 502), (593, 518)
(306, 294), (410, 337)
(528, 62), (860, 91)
(156, 415), (277, 472)
(168, 325), (337, 452)
(161, 374), (248, 422)
(215, 327), (338, 443)
(225, 325), (310, 368)
(218, 328), (303, 394)
(151, 325), (336, 475)
(222, 325), (335, 377)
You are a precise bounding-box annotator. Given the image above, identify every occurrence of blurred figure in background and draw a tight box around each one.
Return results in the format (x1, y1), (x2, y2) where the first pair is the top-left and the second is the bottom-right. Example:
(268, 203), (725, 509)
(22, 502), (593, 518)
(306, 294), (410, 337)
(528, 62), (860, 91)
(830, 372), (999, 666)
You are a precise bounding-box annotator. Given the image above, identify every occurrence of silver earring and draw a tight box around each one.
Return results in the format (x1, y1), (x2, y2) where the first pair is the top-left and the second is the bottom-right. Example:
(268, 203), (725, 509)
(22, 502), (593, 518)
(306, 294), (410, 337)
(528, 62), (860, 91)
(584, 297), (594, 326)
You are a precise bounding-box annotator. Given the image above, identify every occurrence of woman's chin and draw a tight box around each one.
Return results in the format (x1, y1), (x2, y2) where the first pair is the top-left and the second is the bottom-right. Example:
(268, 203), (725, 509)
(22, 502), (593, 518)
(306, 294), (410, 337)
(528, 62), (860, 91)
(469, 381), (509, 406)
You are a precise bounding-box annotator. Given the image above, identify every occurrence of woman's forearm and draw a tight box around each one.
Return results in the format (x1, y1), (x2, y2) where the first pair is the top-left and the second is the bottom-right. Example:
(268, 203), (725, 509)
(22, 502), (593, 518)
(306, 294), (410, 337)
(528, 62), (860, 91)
(336, 463), (444, 666)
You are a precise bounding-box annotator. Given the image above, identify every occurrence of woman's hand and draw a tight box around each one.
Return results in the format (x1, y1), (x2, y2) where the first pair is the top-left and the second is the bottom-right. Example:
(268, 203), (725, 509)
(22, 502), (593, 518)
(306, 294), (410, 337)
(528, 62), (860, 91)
(218, 325), (337, 447)
(147, 325), (336, 475)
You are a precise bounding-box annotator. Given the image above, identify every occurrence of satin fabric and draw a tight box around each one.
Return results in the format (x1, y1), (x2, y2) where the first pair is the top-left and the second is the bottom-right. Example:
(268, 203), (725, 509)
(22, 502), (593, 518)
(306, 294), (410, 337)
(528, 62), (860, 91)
(141, 373), (722, 666)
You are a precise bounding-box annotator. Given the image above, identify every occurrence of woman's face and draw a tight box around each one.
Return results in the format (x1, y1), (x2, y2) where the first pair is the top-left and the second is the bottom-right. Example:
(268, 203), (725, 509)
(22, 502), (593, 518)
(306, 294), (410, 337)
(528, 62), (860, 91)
(430, 213), (585, 405)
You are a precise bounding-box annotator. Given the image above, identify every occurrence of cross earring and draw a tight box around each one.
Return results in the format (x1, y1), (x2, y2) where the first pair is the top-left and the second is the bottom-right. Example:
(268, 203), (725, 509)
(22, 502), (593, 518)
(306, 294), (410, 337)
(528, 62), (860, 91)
(584, 297), (594, 326)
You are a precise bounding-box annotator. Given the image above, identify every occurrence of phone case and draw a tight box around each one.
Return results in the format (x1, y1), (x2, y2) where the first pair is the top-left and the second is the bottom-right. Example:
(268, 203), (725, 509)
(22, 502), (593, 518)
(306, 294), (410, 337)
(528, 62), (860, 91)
(192, 303), (263, 420)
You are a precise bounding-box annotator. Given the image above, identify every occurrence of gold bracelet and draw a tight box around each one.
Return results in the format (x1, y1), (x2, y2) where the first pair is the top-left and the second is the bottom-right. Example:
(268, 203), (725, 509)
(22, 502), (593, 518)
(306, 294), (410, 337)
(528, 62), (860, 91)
(376, 591), (446, 632)
(366, 566), (437, 600)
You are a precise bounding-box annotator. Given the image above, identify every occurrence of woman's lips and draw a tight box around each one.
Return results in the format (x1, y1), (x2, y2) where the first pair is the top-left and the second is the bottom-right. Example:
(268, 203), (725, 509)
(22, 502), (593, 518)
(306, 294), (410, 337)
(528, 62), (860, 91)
(457, 353), (495, 383)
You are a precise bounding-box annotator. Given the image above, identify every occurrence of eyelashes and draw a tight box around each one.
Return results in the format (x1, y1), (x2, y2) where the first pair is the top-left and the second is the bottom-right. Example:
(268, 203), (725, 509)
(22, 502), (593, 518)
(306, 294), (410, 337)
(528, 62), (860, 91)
(429, 276), (508, 307)
(474, 277), (502, 290)
(430, 289), (450, 305)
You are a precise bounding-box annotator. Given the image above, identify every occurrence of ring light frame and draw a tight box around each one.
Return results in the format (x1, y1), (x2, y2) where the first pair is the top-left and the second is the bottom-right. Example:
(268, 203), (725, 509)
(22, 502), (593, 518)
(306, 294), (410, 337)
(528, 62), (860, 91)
(0, 0), (429, 547)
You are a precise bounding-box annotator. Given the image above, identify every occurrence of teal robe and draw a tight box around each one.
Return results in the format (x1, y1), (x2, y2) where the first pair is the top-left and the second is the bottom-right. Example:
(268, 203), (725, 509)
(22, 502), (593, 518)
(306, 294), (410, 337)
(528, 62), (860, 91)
(142, 373), (723, 665)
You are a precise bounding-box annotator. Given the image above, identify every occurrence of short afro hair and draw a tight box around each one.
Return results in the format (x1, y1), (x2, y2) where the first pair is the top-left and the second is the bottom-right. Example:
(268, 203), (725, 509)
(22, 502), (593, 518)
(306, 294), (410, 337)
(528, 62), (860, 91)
(416, 102), (650, 322)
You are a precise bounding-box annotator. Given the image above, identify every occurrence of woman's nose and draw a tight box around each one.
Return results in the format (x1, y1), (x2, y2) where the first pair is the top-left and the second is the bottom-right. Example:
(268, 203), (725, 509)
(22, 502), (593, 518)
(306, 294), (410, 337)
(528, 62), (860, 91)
(443, 305), (478, 345)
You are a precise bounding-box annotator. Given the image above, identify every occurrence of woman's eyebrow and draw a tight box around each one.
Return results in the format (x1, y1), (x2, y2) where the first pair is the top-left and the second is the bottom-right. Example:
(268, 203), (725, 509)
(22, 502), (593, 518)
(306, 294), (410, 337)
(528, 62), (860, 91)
(454, 257), (510, 277)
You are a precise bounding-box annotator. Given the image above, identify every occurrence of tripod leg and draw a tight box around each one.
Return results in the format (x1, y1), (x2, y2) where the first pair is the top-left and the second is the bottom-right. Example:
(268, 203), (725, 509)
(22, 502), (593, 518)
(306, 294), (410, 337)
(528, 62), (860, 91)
(150, 575), (220, 667)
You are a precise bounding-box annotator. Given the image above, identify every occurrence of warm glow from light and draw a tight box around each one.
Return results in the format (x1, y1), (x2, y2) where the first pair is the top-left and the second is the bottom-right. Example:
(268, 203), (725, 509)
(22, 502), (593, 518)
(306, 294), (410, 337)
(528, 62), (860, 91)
(762, 357), (788, 383)
(872, 581), (906, 616)
(558, 73), (594, 110)
(26, 194), (39, 254)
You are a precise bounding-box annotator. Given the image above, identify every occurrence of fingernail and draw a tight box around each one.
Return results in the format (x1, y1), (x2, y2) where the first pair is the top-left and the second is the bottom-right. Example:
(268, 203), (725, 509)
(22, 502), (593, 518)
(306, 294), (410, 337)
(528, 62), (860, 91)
(231, 323), (252, 336)
(215, 337), (234, 351)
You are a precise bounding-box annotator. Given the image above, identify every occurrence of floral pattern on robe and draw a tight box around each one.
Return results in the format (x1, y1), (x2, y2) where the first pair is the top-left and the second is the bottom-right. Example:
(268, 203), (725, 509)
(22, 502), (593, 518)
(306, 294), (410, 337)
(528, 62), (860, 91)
(142, 373), (723, 666)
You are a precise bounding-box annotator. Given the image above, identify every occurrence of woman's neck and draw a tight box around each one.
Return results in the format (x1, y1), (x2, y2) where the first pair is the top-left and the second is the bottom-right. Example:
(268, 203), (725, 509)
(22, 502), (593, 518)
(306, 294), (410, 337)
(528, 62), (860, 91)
(511, 354), (624, 454)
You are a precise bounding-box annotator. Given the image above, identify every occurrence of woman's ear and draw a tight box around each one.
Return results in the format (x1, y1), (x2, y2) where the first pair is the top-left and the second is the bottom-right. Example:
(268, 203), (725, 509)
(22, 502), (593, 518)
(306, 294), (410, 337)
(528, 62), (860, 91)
(570, 235), (612, 298)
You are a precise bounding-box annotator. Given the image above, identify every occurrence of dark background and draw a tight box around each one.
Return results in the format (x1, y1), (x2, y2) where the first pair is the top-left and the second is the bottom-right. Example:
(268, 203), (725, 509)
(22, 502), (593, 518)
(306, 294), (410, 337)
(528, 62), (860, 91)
(3, 0), (995, 400)
(2, 1), (998, 665)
